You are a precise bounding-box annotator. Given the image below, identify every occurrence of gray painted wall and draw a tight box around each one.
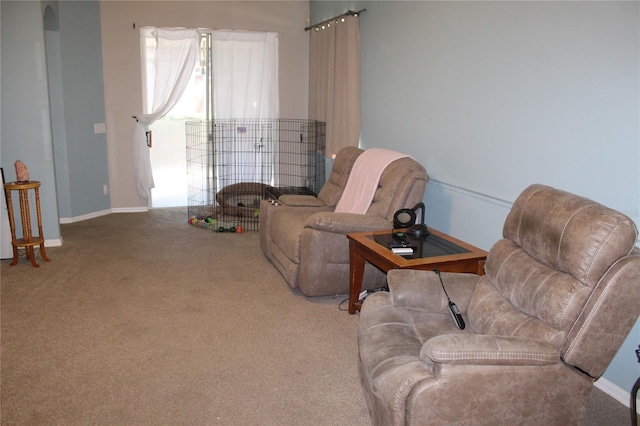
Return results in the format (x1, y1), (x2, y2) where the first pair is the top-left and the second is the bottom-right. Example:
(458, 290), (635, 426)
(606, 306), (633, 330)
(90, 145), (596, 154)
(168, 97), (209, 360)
(1, 0), (110, 242)
(312, 0), (640, 404)
(54, 1), (110, 219)
(1, 1), (60, 242)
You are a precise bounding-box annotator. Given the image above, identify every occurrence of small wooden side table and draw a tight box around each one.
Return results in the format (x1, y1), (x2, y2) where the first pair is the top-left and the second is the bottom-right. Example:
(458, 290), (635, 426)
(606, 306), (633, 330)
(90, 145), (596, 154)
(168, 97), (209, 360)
(347, 228), (487, 314)
(3, 181), (50, 267)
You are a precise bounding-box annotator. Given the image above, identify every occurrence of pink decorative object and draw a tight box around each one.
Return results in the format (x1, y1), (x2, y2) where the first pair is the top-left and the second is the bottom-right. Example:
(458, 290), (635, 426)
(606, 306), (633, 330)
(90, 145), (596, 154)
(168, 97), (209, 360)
(14, 160), (29, 182)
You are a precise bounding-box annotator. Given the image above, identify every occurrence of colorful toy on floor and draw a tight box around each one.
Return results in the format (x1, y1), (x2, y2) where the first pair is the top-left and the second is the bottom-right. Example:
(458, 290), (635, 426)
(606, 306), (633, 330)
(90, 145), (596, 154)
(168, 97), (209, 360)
(188, 214), (244, 234)
(188, 215), (218, 229)
(217, 226), (236, 233)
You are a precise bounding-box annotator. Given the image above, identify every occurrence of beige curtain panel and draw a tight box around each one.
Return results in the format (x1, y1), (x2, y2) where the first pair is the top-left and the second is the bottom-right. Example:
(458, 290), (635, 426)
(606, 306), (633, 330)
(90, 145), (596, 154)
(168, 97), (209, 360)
(309, 16), (361, 158)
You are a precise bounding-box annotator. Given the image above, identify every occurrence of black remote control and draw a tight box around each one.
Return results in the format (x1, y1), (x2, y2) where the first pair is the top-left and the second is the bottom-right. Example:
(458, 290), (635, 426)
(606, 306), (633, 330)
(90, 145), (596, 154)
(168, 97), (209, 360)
(448, 301), (466, 330)
(435, 269), (466, 330)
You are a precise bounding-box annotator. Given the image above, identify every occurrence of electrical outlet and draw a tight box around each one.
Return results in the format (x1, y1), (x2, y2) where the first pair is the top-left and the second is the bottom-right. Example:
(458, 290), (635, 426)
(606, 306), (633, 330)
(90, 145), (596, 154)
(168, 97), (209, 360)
(94, 123), (106, 134)
(103, 184), (109, 195)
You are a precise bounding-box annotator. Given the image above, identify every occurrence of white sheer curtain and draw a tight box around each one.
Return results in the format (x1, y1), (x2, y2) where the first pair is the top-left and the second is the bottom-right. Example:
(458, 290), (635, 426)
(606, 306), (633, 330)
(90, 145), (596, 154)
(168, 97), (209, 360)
(211, 30), (279, 119)
(209, 30), (279, 187)
(133, 27), (200, 199)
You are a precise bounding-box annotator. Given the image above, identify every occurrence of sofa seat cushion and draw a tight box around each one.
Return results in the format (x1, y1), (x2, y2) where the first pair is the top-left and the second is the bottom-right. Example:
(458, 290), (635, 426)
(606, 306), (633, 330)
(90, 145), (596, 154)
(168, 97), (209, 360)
(360, 292), (471, 375)
(359, 291), (470, 425)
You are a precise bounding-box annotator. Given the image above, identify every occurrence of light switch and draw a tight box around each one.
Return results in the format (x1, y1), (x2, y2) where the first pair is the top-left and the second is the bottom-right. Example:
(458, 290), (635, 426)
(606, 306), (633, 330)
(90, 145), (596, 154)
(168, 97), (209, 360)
(94, 123), (106, 134)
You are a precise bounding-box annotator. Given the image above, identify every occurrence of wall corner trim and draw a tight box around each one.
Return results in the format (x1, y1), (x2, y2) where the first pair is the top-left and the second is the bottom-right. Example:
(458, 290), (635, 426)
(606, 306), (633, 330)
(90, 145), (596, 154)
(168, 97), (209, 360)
(594, 376), (637, 409)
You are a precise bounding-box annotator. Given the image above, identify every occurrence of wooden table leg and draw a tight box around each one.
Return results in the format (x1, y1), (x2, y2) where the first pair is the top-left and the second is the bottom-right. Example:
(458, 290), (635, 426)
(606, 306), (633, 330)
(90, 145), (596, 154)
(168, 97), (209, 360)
(477, 260), (485, 275)
(4, 189), (19, 266)
(34, 187), (50, 262)
(348, 240), (366, 314)
(26, 247), (39, 267)
(19, 189), (39, 267)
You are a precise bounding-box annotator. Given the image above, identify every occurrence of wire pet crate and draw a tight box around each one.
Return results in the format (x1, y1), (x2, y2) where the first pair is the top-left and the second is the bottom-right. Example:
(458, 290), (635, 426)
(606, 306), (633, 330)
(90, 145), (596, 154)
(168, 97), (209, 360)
(186, 119), (326, 233)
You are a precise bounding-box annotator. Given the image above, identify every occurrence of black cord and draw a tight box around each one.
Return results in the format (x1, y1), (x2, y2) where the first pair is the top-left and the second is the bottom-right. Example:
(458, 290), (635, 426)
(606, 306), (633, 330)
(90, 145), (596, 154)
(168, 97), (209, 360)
(434, 268), (466, 330)
(338, 297), (349, 311)
(434, 269), (452, 303)
(339, 285), (389, 311)
(632, 377), (639, 426)
(632, 344), (640, 426)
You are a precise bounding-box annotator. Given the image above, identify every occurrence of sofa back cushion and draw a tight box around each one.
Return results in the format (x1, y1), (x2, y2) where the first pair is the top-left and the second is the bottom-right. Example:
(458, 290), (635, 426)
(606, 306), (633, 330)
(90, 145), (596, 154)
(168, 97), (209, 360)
(317, 147), (363, 207)
(468, 184), (638, 347)
(366, 157), (429, 221)
(503, 184), (637, 288)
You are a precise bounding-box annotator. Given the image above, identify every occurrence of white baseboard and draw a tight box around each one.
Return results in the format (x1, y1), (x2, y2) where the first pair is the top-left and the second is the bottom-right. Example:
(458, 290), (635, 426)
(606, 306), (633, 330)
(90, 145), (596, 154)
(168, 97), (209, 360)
(111, 207), (149, 214)
(594, 376), (638, 409)
(59, 209), (112, 224)
(59, 207), (149, 224)
(44, 238), (62, 247)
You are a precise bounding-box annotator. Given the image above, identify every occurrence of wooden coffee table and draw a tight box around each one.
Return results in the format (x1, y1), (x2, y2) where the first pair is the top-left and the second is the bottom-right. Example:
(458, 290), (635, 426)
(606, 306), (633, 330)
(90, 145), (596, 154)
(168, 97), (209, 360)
(347, 228), (487, 314)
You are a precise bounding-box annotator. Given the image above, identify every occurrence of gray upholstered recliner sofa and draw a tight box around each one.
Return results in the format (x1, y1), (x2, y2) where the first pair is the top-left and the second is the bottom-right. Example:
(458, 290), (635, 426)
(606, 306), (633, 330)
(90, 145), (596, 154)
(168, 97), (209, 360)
(358, 184), (640, 425)
(260, 146), (428, 296)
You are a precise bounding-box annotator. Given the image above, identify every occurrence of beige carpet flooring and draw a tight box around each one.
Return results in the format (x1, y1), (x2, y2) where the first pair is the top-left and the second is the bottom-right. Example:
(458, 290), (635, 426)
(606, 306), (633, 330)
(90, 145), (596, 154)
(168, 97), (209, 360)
(1, 208), (635, 425)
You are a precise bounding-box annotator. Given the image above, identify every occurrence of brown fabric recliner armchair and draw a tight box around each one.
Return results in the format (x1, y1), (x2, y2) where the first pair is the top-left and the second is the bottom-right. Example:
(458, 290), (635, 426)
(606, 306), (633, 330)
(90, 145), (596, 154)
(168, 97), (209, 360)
(358, 184), (640, 425)
(260, 146), (428, 296)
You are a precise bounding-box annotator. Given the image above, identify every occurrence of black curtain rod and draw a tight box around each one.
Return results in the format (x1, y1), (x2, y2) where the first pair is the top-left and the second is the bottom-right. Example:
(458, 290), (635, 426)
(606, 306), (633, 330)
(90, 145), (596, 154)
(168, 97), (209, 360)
(304, 9), (366, 32)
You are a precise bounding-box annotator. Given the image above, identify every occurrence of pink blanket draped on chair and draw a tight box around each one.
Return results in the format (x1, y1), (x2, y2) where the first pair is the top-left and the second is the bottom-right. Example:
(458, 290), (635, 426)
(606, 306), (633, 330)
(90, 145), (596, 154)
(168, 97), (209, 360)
(334, 148), (410, 214)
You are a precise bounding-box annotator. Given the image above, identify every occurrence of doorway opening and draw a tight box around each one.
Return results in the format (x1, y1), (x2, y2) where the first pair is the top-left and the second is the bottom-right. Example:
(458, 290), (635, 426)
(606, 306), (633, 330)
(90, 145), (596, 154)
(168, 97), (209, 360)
(143, 29), (280, 209)
(145, 33), (209, 208)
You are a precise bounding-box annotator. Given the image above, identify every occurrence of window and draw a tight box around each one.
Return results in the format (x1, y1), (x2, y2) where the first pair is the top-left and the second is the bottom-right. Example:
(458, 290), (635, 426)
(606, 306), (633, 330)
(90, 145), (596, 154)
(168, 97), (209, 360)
(139, 28), (279, 206)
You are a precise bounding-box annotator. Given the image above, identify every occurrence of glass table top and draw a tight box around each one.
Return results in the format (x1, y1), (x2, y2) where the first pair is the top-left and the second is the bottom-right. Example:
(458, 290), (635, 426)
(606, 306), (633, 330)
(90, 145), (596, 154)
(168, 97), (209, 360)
(373, 232), (470, 260)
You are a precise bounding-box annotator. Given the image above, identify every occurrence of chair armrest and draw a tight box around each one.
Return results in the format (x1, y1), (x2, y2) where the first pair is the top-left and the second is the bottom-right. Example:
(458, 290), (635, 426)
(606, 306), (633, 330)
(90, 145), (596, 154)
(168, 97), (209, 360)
(420, 334), (560, 366)
(387, 269), (478, 312)
(304, 212), (391, 234)
(278, 194), (326, 207)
